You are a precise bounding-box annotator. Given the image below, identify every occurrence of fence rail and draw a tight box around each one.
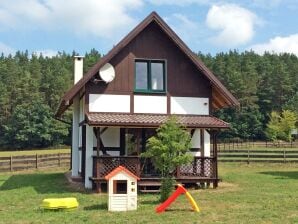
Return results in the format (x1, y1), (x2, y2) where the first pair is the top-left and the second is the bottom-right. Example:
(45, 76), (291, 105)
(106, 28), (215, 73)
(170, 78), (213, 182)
(0, 153), (70, 172)
(218, 149), (298, 163)
(217, 141), (298, 151)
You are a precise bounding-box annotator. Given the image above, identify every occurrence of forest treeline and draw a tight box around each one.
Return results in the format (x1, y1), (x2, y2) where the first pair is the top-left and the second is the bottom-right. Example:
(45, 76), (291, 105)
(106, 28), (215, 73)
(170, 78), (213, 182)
(0, 49), (297, 149)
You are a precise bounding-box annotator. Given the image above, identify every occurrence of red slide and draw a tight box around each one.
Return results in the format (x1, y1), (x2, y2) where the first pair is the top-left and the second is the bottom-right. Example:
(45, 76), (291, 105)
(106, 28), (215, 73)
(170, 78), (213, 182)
(155, 184), (187, 213)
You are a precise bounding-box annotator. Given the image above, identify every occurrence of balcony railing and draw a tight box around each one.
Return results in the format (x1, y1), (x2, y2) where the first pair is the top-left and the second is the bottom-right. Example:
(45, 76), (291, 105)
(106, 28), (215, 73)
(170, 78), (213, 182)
(92, 156), (217, 180)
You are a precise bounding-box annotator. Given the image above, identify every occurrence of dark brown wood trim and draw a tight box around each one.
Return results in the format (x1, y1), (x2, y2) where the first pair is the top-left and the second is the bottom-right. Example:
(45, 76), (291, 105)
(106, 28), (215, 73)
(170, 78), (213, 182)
(79, 120), (86, 127)
(120, 128), (126, 156)
(209, 91), (212, 115)
(92, 147), (121, 152)
(84, 90), (89, 115)
(189, 148), (200, 152)
(167, 93), (171, 114)
(80, 91), (85, 100)
(100, 127), (108, 135)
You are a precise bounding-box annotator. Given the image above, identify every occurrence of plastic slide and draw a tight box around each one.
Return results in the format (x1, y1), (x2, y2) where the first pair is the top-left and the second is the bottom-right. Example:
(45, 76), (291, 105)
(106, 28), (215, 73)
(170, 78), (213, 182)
(155, 184), (200, 213)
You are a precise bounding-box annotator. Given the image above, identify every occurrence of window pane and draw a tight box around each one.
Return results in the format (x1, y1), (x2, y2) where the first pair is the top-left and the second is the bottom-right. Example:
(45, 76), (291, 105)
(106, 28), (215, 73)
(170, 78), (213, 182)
(135, 61), (148, 90)
(151, 62), (164, 90)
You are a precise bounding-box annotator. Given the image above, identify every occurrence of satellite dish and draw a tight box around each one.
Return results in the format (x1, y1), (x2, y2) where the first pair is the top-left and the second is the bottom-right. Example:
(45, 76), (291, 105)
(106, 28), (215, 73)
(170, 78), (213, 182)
(99, 63), (115, 83)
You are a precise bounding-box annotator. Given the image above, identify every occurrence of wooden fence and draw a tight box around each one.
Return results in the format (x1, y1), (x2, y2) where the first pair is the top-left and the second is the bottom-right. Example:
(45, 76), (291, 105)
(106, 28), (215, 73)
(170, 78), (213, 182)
(218, 149), (298, 163)
(0, 153), (70, 172)
(218, 141), (298, 151)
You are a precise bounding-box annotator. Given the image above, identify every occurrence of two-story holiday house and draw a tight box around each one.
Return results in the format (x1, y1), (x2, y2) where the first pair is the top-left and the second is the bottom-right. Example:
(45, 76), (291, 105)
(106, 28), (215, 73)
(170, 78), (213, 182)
(55, 12), (239, 192)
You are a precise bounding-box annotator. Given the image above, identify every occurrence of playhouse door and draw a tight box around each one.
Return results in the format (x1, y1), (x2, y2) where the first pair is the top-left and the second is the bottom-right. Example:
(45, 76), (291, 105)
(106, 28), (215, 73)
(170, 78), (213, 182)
(127, 196), (137, 210)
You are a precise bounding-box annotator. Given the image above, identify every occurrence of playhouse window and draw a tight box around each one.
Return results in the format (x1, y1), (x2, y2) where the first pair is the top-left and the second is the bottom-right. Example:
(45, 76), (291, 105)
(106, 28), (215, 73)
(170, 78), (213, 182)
(113, 180), (127, 194)
(135, 59), (166, 92)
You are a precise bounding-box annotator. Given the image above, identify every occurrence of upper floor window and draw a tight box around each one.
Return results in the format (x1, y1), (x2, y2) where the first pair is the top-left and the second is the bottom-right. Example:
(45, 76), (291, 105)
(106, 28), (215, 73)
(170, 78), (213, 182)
(135, 59), (166, 92)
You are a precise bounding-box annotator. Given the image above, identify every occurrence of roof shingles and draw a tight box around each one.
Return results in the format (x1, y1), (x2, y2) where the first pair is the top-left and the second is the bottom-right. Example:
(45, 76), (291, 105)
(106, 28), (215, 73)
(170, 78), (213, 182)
(87, 113), (230, 128)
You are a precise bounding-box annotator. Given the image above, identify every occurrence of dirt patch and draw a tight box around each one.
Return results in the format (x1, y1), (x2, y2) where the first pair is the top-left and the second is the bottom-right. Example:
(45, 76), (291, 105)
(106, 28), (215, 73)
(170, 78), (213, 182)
(64, 171), (85, 192)
(212, 181), (239, 193)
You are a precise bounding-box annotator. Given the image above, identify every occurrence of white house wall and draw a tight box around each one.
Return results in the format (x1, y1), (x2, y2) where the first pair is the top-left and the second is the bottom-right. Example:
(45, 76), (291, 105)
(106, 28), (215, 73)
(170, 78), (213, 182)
(93, 151), (120, 156)
(101, 128), (120, 147)
(89, 94), (130, 113)
(190, 129), (201, 157)
(134, 95), (167, 114)
(93, 128), (120, 156)
(71, 96), (80, 177)
(204, 130), (210, 157)
(170, 97), (209, 115)
(93, 128), (120, 147)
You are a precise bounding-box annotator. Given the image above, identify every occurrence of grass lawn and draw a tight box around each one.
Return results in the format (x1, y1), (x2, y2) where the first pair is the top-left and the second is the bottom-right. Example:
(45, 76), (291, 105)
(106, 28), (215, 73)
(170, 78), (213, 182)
(0, 148), (70, 157)
(0, 163), (297, 224)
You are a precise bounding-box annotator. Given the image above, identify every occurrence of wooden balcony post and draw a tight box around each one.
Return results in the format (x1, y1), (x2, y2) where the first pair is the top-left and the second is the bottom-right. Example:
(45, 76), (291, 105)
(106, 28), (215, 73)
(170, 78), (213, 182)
(176, 166), (180, 178)
(213, 130), (219, 188)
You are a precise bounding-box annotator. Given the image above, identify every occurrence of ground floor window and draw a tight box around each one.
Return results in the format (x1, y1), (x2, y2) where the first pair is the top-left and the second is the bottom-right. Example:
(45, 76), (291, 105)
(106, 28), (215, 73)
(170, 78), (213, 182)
(124, 128), (156, 156)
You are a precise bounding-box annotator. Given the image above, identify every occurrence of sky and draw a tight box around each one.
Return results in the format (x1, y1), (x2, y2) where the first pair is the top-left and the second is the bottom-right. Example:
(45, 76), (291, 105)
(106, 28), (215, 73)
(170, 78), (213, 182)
(0, 0), (298, 57)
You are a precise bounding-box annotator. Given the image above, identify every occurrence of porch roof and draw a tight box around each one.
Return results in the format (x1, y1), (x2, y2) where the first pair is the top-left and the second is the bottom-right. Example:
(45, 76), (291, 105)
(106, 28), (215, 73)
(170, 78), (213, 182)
(86, 113), (230, 129)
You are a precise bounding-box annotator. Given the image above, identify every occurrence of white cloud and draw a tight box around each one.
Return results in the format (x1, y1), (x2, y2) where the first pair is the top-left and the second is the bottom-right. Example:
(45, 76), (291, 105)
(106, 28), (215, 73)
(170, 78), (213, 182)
(33, 49), (58, 58)
(0, 0), (143, 38)
(0, 42), (15, 55)
(248, 34), (298, 56)
(147, 0), (211, 6)
(206, 4), (259, 47)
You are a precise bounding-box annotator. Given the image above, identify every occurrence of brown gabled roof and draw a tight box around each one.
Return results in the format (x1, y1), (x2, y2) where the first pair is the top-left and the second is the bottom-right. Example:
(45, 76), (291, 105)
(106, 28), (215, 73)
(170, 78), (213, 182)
(55, 11), (239, 117)
(86, 113), (230, 129)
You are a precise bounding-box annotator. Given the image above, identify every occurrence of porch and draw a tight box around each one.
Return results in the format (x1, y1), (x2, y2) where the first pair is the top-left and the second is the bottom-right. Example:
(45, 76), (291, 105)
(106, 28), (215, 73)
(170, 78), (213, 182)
(91, 155), (218, 192)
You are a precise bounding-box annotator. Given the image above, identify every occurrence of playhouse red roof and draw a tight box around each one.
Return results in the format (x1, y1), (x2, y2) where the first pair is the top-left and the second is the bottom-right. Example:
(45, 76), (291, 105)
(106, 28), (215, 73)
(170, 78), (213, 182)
(104, 165), (140, 181)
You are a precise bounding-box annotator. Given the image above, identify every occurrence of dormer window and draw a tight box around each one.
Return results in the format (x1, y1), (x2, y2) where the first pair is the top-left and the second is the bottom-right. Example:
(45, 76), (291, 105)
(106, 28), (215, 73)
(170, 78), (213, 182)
(135, 59), (166, 92)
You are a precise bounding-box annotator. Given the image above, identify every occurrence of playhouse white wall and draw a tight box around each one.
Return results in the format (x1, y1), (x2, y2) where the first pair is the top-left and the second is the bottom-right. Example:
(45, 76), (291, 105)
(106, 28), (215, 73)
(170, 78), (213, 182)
(108, 171), (138, 211)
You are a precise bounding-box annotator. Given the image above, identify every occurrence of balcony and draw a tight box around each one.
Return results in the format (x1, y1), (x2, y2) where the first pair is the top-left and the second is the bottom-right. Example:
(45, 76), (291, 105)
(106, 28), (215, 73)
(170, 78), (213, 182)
(91, 155), (218, 192)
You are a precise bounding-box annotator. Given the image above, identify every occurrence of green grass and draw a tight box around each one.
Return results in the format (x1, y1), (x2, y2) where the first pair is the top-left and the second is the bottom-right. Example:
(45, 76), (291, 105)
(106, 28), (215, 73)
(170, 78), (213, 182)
(0, 163), (297, 224)
(0, 148), (70, 157)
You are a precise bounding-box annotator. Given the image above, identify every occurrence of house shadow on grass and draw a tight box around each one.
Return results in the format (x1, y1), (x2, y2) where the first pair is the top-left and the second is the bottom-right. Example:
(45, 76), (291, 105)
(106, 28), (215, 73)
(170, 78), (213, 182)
(0, 172), (73, 194)
(259, 171), (298, 180)
(84, 203), (108, 211)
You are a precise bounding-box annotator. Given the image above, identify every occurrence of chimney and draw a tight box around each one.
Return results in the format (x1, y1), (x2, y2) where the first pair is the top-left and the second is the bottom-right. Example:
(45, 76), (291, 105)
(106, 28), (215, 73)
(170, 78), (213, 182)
(74, 56), (84, 84)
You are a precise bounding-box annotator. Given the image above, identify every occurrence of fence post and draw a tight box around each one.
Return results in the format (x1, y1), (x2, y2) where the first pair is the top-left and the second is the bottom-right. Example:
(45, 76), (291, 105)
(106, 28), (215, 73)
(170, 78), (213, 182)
(10, 155), (13, 172)
(36, 154), (38, 169)
(283, 149), (286, 163)
(247, 148), (250, 165)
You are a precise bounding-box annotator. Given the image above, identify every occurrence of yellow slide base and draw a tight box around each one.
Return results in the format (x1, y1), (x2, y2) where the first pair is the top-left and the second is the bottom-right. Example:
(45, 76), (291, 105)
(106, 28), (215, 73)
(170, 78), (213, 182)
(185, 192), (200, 212)
(41, 197), (79, 210)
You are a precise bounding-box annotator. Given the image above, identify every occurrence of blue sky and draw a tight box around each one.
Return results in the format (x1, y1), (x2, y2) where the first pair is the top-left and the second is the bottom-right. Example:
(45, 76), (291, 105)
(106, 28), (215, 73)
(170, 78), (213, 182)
(1, 0), (298, 57)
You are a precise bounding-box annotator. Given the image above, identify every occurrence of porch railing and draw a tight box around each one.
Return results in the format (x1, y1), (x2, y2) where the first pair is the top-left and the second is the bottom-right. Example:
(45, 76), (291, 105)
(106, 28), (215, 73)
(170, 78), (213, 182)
(93, 156), (140, 179)
(92, 156), (217, 180)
